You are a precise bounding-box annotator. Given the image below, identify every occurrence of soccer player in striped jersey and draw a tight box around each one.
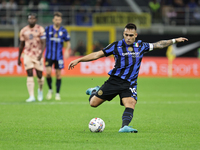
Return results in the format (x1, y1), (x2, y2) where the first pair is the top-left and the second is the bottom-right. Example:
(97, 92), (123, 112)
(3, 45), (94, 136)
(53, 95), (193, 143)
(18, 13), (46, 102)
(68, 23), (188, 133)
(45, 12), (71, 100)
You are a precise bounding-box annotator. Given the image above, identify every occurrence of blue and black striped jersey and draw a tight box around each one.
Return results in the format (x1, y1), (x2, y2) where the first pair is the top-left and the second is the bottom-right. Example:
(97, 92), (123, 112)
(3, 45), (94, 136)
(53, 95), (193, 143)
(45, 25), (70, 60)
(103, 39), (153, 84)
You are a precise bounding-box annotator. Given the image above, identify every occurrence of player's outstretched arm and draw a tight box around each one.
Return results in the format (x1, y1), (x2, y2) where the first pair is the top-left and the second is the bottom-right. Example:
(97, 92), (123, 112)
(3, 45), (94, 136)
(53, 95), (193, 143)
(68, 50), (105, 70)
(153, 37), (188, 49)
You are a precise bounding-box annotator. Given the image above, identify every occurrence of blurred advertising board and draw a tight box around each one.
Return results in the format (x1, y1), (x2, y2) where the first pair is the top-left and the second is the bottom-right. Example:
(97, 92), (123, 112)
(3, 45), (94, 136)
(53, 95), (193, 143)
(93, 12), (151, 28)
(0, 48), (199, 77)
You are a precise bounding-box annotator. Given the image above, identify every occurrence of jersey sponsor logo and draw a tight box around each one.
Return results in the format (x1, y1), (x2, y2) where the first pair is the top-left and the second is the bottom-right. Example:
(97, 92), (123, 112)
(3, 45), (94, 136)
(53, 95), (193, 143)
(49, 32), (53, 34)
(29, 34), (33, 39)
(50, 37), (61, 42)
(122, 52), (140, 58)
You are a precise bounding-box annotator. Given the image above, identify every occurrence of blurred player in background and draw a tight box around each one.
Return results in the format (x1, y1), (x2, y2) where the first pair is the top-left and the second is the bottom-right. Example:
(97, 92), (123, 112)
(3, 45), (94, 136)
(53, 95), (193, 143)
(18, 13), (46, 102)
(45, 12), (71, 100)
(68, 23), (188, 133)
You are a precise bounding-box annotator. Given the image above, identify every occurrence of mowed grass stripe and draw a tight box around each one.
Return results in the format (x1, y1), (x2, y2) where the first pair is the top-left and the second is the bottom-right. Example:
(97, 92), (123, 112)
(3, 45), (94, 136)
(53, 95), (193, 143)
(1, 101), (200, 105)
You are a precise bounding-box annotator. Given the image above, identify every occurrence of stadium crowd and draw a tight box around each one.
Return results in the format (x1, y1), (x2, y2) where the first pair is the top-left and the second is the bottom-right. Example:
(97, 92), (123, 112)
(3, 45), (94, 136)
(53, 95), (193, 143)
(149, 0), (200, 25)
(0, 0), (112, 24)
(1, 0), (200, 25)
(0, 0), (112, 7)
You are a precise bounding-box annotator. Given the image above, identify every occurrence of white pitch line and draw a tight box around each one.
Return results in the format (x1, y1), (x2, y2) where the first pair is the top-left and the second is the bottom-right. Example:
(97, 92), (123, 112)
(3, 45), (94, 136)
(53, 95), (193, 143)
(0, 102), (90, 105)
(138, 101), (200, 104)
(139, 93), (200, 97)
(0, 101), (200, 105)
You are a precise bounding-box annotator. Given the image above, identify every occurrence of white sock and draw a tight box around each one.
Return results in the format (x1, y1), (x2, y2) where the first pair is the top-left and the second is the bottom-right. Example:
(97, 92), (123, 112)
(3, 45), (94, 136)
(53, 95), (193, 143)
(27, 77), (34, 97)
(37, 77), (44, 91)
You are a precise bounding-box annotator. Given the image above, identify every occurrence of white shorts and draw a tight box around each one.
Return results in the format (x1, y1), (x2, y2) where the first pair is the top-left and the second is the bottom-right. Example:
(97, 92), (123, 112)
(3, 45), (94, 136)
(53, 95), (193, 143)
(24, 55), (44, 71)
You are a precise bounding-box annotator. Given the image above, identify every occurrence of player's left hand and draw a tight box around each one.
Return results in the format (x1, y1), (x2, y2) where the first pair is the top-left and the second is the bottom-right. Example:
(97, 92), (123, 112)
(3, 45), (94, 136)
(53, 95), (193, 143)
(17, 58), (21, 66)
(68, 59), (79, 70)
(175, 37), (188, 43)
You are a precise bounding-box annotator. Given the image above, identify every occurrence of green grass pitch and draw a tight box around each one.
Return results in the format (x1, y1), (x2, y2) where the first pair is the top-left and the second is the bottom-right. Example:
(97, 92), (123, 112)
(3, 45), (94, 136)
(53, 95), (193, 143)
(0, 76), (200, 150)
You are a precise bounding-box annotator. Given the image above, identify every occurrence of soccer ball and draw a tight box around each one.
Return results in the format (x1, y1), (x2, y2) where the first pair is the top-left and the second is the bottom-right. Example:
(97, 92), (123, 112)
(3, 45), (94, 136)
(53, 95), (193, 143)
(88, 118), (105, 132)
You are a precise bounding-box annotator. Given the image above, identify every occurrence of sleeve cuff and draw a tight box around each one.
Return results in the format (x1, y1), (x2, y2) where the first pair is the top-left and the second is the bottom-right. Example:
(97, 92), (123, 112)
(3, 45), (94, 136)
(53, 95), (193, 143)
(40, 36), (46, 39)
(149, 43), (153, 51)
(102, 50), (108, 57)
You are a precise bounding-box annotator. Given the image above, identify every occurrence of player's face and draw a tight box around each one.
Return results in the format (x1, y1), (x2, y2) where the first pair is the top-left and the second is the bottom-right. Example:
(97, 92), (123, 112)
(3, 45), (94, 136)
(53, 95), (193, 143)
(123, 28), (138, 45)
(28, 15), (37, 27)
(53, 16), (62, 27)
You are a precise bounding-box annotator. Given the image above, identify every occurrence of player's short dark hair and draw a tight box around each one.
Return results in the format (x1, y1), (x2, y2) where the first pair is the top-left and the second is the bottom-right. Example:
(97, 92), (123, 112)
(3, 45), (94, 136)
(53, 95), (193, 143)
(27, 13), (37, 19)
(54, 12), (62, 18)
(125, 23), (137, 30)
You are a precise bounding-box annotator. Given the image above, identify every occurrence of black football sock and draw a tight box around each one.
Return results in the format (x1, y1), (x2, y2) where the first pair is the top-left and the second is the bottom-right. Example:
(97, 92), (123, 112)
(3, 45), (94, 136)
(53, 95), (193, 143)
(89, 93), (95, 102)
(56, 79), (61, 93)
(46, 77), (52, 90)
(122, 107), (134, 128)
(92, 89), (97, 93)
(88, 89), (97, 102)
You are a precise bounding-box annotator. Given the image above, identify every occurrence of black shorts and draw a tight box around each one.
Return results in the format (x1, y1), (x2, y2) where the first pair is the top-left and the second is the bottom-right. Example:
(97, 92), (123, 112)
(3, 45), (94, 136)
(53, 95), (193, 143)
(95, 75), (137, 105)
(45, 58), (64, 69)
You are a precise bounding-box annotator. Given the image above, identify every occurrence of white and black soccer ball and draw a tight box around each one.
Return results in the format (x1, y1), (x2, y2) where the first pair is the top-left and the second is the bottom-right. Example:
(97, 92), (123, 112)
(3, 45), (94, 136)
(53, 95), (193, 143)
(88, 118), (105, 132)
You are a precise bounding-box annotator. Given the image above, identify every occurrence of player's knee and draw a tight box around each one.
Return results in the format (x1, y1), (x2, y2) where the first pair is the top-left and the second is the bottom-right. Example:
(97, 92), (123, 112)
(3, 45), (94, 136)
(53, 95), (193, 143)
(36, 71), (43, 79)
(89, 101), (98, 108)
(56, 75), (61, 79)
(27, 70), (33, 77)
(37, 73), (42, 79)
(123, 98), (137, 109)
(46, 73), (51, 78)
(130, 99), (137, 108)
(56, 72), (61, 79)
(38, 75), (42, 79)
